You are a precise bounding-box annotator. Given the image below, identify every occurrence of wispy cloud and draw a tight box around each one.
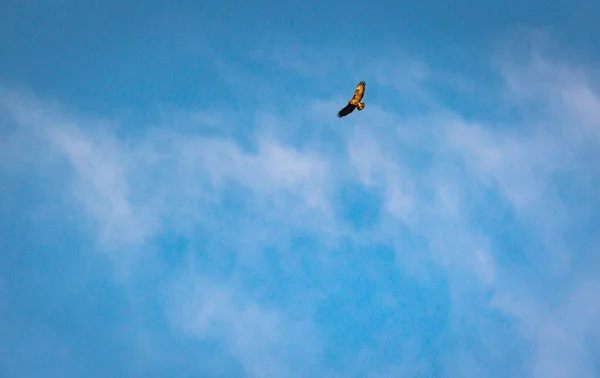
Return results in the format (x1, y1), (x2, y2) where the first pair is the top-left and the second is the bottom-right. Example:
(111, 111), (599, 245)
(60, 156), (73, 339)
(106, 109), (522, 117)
(168, 269), (323, 378)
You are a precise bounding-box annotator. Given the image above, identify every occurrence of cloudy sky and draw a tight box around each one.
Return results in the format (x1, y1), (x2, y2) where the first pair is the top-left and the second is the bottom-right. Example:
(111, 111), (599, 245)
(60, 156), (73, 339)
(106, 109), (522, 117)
(2, 1), (600, 377)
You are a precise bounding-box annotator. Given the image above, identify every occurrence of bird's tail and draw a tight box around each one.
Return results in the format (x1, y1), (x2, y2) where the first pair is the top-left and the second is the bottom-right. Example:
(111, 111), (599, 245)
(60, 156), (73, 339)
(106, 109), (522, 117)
(357, 102), (365, 110)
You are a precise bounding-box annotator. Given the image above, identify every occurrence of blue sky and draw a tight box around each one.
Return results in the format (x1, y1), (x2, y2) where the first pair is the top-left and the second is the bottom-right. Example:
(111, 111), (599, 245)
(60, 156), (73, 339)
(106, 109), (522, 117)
(2, 1), (600, 377)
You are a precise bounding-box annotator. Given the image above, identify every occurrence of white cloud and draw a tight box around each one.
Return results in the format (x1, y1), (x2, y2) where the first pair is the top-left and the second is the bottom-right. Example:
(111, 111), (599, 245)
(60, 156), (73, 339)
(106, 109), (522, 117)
(0, 87), (336, 374)
(492, 277), (600, 378)
(337, 36), (600, 376)
(176, 134), (330, 210)
(168, 270), (322, 378)
(0, 87), (334, 248)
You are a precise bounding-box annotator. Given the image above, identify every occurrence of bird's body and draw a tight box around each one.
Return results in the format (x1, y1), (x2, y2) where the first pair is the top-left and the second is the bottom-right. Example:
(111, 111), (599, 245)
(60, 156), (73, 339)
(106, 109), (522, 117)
(337, 81), (366, 118)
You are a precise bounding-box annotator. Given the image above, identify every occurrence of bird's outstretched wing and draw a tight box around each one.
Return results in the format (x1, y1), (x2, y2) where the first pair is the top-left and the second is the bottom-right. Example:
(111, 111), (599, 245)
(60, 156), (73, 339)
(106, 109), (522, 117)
(337, 103), (356, 118)
(351, 81), (366, 103)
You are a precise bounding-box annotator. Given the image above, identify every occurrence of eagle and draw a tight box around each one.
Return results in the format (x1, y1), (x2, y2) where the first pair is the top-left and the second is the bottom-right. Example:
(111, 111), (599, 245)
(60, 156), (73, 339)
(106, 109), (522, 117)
(337, 81), (366, 118)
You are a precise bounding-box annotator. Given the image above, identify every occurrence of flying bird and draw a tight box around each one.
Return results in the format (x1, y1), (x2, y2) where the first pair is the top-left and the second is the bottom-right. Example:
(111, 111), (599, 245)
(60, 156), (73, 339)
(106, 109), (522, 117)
(337, 81), (366, 118)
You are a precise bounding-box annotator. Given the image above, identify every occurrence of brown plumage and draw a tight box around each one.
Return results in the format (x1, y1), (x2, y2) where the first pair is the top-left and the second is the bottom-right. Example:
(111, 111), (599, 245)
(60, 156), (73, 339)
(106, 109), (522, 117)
(337, 81), (366, 118)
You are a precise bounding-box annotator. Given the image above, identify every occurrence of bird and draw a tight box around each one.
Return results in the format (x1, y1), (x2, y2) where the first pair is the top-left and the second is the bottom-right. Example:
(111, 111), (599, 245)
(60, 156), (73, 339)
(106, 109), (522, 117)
(337, 81), (366, 118)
